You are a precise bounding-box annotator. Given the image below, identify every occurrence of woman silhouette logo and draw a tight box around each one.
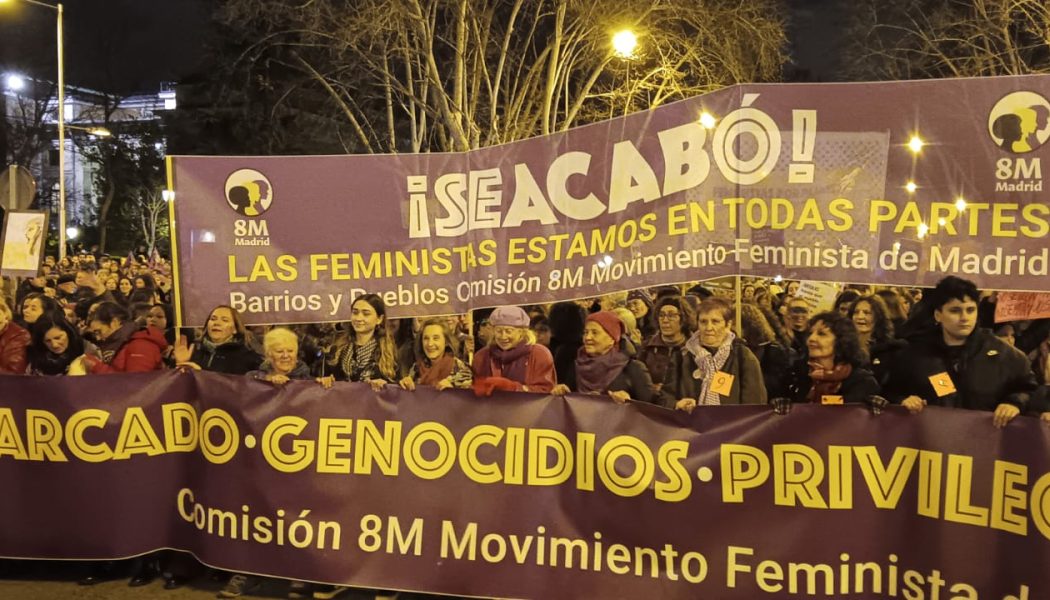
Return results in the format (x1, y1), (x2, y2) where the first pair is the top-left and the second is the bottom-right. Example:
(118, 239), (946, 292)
(988, 92), (1050, 154)
(224, 169), (274, 216)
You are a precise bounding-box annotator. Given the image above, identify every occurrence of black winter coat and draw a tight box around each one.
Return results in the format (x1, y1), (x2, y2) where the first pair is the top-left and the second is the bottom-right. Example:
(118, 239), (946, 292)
(190, 338), (262, 375)
(750, 341), (791, 399)
(587, 357), (658, 404)
(885, 328), (1036, 411)
(659, 337), (767, 408)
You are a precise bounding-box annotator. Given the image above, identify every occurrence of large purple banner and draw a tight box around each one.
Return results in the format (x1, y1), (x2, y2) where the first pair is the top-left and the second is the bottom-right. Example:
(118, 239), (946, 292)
(170, 76), (1050, 326)
(1, 372), (1049, 598)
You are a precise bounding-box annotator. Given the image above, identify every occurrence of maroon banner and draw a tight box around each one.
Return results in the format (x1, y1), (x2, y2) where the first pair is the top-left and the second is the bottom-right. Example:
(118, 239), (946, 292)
(2, 371), (1049, 598)
(170, 76), (1050, 325)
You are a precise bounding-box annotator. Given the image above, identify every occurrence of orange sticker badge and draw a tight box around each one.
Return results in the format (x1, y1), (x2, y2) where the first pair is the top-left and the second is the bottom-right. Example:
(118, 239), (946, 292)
(821, 395), (844, 405)
(928, 372), (957, 397)
(710, 372), (735, 396)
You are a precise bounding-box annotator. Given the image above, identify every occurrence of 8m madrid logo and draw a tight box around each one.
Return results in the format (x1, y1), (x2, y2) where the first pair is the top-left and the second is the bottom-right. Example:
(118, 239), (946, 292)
(989, 91), (1050, 192)
(224, 168), (273, 245)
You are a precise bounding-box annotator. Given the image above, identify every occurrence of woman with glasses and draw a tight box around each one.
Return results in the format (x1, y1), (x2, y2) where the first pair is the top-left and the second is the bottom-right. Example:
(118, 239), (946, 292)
(638, 296), (695, 391)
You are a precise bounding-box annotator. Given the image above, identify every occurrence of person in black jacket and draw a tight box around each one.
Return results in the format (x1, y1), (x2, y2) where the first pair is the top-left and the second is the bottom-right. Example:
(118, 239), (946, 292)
(849, 294), (906, 388)
(739, 303), (791, 399)
(173, 305), (261, 375)
(547, 301), (587, 391)
(551, 311), (656, 404)
(787, 311), (879, 405)
(885, 276), (1036, 428)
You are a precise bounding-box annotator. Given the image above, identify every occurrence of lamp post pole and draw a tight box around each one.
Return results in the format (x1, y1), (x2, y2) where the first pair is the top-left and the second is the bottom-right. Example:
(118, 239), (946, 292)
(5, 0), (66, 258)
(56, 2), (65, 259)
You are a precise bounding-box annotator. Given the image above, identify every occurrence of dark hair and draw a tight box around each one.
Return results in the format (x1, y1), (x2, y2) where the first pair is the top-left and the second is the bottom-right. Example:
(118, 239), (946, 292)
(90, 301), (129, 325)
(653, 295), (695, 338)
(76, 263), (98, 274)
(928, 276), (980, 311)
(833, 290), (861, 314)
(697, 296), (733, 323)
(808, 311), (868, 368)
(874, 289), (908, 320)
(28, 317), (85, 375)
(548, 301), (587, 343)
(134, 274), (157, 292)
(848, 295), (895, 343)
(20, 292), (61, 323)
(758, 303), (793, 348)
(129, 302), (153, 324)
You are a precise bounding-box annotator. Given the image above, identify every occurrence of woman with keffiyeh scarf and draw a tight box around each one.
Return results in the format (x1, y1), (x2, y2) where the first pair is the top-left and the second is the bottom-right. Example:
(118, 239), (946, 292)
(660, 297), (767, 411)
(327, 294), (399, 390)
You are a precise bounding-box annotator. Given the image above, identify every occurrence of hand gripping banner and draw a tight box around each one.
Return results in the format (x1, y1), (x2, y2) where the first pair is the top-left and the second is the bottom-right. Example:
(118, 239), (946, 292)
(1, 371), (1049, 598)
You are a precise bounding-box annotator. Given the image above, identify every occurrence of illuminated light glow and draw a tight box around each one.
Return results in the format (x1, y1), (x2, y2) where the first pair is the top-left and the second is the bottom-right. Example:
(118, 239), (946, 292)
(699, 112), (717, 129)
(905, 181), (917, 193)
(602, 255), (614, 267)
(4, 73), (25, 91)
(955, 197), (967, 211)
(938, 218), (946, 226)
(612, 30), (638, 59)
(917, 223), (929, 239)
(892, 242), (901, 250)
(201, 231), (216, 243)
(162, 190), (175, 202)
(773, 275), (783, 282)
(907, 135), (924, 154)
(65, 227), (79, 240)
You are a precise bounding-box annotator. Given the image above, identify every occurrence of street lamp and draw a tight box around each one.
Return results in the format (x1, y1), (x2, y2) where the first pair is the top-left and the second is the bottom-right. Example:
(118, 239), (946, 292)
(0, 0), (66, 259)
(67, 124), (111, 137)
(3, 73), (26, 91)
(611, 29), (638, 117)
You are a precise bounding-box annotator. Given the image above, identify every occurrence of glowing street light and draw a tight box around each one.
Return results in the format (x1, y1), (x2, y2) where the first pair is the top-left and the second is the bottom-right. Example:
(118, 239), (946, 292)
(907, 135), (924, 154)
(67, 124), (111, 137)
(65, 226), (78, 240)
(905, 181), (917, 193)
(3, 73), (25, 90)
(955, 197), (967, 211)
(162, 190), (175, 202)
(611, 29), (638, 59)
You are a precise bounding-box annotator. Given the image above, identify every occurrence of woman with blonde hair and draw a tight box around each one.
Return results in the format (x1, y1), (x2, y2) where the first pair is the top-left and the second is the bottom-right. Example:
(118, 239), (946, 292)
(472, 305), (556, 395)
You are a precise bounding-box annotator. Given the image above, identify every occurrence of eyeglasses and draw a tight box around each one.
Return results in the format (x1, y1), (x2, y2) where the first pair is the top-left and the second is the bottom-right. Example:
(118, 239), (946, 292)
(789, 307), (810, 315)
(657, 312), (680, 320)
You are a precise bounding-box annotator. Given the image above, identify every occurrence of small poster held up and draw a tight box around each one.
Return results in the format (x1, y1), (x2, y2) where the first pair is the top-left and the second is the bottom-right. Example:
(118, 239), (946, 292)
(994, 292), (1050, 323)
(0, 210), (47, 278)
(794, 280), (843, 313)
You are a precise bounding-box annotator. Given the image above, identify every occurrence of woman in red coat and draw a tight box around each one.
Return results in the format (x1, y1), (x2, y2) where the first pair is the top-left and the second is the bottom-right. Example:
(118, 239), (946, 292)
(0, 299), (30, 374)
(77, 302), (167, 373)
(472, 305), (556, 395)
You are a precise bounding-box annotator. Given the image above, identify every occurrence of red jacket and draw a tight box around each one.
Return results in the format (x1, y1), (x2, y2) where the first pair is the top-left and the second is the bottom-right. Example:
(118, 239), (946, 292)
(0, 322), (30, 375)
(85, 326), (168, 374)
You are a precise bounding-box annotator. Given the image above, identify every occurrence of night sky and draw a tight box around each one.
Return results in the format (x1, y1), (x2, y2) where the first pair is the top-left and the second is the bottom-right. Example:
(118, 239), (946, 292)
(0, 0), (210, 94)
(1, 0), (844, 96)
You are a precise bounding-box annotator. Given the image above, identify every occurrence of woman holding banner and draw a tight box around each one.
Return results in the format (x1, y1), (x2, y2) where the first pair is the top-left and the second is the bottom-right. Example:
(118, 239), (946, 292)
(328, 293), (398, 389)
(550, 311), (657, 404)
(398, 318), (473, 391)
(660, 297), (767, 411)
(638, 296), (694, 391)
(785, 311), (879, 406)
(74, 302), (167, 374)
(472, 305), (556, 395)
(173, 305), (261, 375)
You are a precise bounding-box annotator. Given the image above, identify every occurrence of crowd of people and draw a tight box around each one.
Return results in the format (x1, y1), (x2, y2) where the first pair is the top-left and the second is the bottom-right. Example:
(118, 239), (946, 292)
(2, 250), (1049, 599)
